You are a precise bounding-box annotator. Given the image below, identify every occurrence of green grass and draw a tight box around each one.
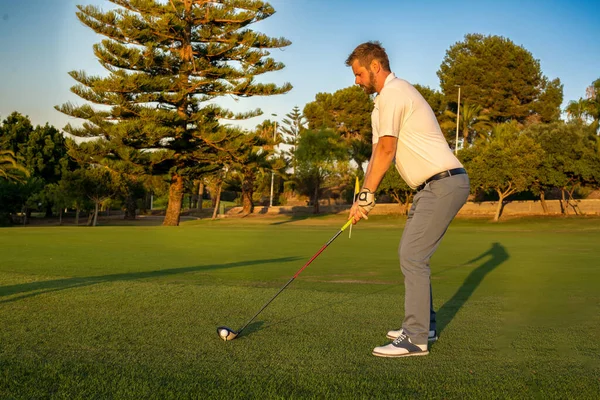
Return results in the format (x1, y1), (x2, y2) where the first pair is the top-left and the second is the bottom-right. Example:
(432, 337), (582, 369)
(1, 216), (599, 399)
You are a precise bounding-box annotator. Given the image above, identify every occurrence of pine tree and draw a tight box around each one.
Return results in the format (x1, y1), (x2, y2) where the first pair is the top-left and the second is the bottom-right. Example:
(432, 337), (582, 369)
(279, 106), (305, 176)
(57, 0), (291, 225)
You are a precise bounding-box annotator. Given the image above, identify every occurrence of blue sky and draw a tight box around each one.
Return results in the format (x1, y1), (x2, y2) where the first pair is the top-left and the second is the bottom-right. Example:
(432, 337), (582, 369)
(0, 0), (598, 132)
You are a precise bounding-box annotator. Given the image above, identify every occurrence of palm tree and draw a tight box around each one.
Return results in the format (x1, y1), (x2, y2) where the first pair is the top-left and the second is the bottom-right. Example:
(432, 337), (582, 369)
(566, 80), (600, 134)
(441, 103), (492, 146)
(0, 150), (29, 182)
(566, 98), (589, 123)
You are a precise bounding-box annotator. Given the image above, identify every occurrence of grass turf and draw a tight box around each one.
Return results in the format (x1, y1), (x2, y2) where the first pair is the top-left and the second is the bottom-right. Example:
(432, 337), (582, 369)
(0, 216), (599, 399)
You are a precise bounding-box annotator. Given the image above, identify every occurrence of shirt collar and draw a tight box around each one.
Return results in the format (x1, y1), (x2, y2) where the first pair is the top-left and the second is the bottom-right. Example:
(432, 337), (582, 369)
(384, 72), (396, 87)
(375, 72), (396, 101)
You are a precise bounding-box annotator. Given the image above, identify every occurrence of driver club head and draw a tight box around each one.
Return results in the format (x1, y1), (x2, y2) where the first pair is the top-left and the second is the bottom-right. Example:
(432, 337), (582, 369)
(217, 326), (239, 341)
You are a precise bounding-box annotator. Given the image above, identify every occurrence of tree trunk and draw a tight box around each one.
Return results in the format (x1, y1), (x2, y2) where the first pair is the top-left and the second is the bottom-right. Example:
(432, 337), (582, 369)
(75, 208), (80, 225)
(540, 191), (548, 214)
(212, 180), (223, 220)
(124, 194), (137, 220)
(313, 184), (319, 214)
(59, 208), (63, 226)
(567, 187), (581, 215)
(93, 201), (99, 227)
(494, 190), (506, 222)
(197, 181), (204, 210)
(560, 188), (567, 215)
(404, 194), (413, 216)
(241, 173), (254, 215)
(163, 174), (185, 226)
(45, 203), (53, 218)
(86, 211), (94, 226)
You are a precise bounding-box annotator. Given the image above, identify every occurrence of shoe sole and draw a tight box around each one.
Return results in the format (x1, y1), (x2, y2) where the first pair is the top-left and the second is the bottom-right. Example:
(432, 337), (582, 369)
(372, 350), (430, 358)
(386, 334), (438, 342)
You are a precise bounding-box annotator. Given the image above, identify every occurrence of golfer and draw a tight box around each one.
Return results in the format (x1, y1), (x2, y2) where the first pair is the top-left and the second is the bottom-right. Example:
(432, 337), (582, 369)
(346, 41), (470, 357)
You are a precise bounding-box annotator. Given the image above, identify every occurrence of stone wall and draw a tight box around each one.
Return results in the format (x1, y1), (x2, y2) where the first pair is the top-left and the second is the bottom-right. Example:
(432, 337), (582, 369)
(226, 199), (600, 217)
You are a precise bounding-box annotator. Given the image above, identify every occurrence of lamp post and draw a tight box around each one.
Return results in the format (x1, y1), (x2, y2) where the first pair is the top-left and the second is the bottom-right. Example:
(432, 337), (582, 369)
(455, 85), (461, 155)
(269, 116), (277, 207)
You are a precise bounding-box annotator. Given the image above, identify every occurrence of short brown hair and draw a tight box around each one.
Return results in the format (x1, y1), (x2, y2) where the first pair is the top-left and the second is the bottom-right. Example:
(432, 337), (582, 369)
(345, 41), (391, 71)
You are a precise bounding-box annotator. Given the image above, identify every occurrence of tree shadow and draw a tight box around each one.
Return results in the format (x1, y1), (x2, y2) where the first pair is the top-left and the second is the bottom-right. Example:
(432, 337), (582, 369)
(270, 215), (312, 225)
(0, 256), (302, 304)
(436, 242), (509, 336)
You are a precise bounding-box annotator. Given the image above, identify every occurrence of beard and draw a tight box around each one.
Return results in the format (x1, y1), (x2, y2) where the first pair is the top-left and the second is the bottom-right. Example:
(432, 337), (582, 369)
(361, 70), (377, 95)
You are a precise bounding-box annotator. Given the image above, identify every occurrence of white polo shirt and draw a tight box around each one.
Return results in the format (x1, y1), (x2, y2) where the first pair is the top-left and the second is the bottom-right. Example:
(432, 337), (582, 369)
(372, 73), (463, 189)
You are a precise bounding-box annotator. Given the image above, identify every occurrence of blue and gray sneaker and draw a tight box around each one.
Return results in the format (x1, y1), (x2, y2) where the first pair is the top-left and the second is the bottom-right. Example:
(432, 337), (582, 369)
(372, 332), (429, 358)
(387, 328), (438, 342)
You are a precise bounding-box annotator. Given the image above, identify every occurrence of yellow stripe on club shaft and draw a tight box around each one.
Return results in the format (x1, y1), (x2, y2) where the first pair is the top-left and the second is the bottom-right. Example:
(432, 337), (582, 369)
(349, 176), (360, 238)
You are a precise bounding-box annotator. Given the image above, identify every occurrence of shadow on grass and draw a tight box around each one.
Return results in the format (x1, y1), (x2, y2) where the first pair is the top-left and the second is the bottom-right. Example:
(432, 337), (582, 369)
(0, 257), (302, 304)
(234, 321), (265, 339)
(436, 242), (509, 336)
(241, 285), (397, 337)
(270, 215), (312, 226)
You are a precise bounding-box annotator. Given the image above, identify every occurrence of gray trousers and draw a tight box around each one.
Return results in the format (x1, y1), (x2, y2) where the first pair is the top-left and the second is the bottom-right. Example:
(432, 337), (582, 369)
(399, 173), (470, 344)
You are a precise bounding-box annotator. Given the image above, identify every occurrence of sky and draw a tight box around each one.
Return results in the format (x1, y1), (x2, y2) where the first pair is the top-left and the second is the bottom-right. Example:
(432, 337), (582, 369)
(0, 0), (599, 133)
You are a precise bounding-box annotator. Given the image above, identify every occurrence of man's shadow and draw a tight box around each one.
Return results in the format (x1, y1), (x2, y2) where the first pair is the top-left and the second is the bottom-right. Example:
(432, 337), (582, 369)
(436, 242), (509, 336)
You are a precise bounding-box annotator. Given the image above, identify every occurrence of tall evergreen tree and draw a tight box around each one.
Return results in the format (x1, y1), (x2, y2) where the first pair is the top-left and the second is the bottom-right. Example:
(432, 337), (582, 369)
(279, 106), (306, 174)
(57, 0), (291, 226)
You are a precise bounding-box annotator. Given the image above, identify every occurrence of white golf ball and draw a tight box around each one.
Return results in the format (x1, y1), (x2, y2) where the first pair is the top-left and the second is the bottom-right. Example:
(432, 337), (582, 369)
(218, 327), (236, 341)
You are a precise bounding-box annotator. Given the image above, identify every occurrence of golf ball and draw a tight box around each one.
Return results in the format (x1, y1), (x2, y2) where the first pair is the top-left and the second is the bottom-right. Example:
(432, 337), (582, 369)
(217, 327), (235, 341)
(219, 329), (229, 340)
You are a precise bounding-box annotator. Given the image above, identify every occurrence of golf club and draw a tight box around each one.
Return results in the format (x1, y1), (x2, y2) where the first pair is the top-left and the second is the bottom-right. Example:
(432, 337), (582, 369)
(217, 219), (353, 341)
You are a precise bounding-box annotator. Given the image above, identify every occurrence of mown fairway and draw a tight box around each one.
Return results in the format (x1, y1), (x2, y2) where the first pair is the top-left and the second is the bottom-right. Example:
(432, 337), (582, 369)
(1, 216), (599, 399)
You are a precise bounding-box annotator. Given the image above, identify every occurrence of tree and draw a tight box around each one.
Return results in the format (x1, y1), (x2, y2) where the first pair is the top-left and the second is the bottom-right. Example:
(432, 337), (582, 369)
(21, 124), (75, 216)
(43, 182), (73, 225)
(463, 122), (544, 221)
(1, 113), (74, 217)
(56, 170), (91, 225)
(0, 150), (29, 183)
(279, 106), (306, 176)
(532, 78), (564, 123)
(303, 86), (372, 174)
(377, 165), (413, 214)
(440, 102), (492, 146)
(566, 78), (600, 134)
(222, 125), (279, 214)
(566, 98), (589, 123)
(295, 129), (350, 213)
(0, 150), (31, 225)
(438, 34), (562, 124)
(78, 167), (116, 226)
(524, 122), (600, 215)
(57, 0), (292, 226)
(0, 112), (33, 153)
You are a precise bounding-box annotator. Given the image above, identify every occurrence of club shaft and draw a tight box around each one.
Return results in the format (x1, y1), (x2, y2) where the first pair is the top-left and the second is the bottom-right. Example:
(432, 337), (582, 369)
(236, 220), (352, 335)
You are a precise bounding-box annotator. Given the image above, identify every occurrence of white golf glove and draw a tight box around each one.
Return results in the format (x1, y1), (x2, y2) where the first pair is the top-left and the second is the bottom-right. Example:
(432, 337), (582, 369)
(355, 189), (376, 213)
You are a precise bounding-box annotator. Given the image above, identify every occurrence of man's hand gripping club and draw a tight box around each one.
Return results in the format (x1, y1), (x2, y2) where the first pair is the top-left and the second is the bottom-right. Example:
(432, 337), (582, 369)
(349, 189), (376, 224)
